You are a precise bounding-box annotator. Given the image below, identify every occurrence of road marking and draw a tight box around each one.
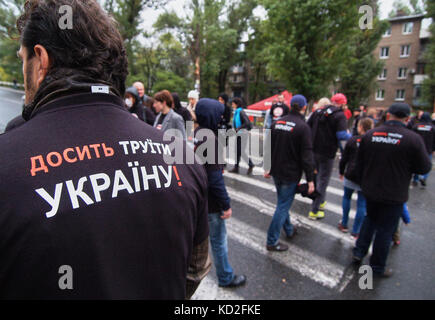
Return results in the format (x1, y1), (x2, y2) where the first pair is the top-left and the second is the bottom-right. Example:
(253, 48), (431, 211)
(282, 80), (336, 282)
(226, 186), (356, 247)
(227, 217), (347, 290)
(191, 275), (244, 300)
(224, 171), (357, 218)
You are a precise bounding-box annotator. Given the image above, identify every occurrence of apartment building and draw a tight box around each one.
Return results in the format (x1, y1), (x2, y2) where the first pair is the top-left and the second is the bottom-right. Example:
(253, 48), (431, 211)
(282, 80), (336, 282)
(369, 13), (430, 110)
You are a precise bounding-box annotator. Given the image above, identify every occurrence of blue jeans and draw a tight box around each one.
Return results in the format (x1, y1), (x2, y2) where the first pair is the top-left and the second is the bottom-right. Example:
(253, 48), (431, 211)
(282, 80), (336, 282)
(267, 178), (297, 246)
(353, 200), (402, 274)
(208, 213), (234, 286)
(341, 186), (366, 234)
(413, 154), (432, 181)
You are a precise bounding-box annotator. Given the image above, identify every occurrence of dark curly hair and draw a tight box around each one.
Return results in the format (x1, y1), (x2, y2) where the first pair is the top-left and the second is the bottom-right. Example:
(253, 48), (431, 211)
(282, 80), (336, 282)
(17, 0), (128, 95)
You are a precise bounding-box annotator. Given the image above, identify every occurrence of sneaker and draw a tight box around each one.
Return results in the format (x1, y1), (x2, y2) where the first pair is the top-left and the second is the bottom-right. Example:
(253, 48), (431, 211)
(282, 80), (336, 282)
(320, 201), (327, 209)
(266, 242), (289, 252)
(420, 179), (426, 187)
(219, 275), (247, 288)
(338, 223), (348, 233)
(308, 211), (325, 220)
(393, 240), (400, 246)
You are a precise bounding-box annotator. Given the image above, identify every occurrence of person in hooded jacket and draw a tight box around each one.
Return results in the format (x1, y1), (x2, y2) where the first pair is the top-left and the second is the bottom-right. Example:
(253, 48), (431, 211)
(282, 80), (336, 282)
(124, 86), (147, 121)
(194, 98), (247, 288)
(307, 93), (351, 220)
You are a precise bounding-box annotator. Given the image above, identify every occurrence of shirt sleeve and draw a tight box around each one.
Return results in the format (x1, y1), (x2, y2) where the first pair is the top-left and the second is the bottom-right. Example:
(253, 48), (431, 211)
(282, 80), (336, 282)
(301, 126), (315, 182)
(207, 169), (231, 211)
(411, 134), (432, 175)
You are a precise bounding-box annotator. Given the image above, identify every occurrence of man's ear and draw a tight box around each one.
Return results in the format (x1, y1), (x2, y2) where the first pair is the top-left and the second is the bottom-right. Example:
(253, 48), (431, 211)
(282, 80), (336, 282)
(33, 44), (51, 87)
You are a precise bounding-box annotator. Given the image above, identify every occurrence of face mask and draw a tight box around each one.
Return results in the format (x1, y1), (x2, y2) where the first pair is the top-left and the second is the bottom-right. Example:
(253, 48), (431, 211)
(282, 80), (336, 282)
(125, 98), (133, 108)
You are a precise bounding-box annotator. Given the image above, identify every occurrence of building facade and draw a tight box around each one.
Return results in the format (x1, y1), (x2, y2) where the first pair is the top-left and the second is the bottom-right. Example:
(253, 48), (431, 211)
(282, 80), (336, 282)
(368, 13), (430, 110)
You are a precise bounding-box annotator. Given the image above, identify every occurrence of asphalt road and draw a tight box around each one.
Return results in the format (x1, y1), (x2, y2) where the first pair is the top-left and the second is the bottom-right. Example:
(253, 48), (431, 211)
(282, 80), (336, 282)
(1, 86), (434, 299)
(0, 86), (23, 133)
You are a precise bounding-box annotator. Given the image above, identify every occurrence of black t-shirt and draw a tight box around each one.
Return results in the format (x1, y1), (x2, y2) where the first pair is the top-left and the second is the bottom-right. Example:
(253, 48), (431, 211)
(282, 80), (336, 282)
(156, 113), (167, 130)
(0, 93), (209, 299)
(270, 102), (289, 121)
(356, 121), (432, 204)
(269, 112), (315, 183)
(307, 105), (348, 158)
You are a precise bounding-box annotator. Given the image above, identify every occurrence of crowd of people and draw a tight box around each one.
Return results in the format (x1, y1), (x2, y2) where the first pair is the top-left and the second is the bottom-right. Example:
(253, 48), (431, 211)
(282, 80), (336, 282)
(0, 0), (433, 299)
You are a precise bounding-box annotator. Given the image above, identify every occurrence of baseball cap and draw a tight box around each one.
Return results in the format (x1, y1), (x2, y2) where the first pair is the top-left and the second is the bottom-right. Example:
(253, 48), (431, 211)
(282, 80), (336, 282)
(387, 103), (411, 118)
(331, 93), (347, 105)
(290, 94), (307, 108)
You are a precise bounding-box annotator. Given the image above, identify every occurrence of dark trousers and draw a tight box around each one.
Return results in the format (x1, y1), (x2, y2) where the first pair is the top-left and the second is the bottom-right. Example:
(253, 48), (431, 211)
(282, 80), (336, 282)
(353, 200), (403, 273)
(311, 153), (334, 212)
(235, 136), (254, 168)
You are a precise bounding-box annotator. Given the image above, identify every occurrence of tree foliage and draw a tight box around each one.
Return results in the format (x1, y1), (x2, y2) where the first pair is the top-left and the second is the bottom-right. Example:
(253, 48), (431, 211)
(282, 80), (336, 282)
(422, 0), (435, 109)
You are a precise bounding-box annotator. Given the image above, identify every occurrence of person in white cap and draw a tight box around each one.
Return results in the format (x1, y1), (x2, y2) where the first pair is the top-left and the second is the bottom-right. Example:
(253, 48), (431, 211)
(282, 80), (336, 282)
(187, 90), (199, 121)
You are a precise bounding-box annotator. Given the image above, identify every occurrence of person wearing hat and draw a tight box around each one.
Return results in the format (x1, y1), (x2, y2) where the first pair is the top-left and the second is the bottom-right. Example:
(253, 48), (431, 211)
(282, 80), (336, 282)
(263, 95), (315, 252)
(352, 103), (431, 277)
(187, 90), (199, 122)
(307, 93), (351, 220)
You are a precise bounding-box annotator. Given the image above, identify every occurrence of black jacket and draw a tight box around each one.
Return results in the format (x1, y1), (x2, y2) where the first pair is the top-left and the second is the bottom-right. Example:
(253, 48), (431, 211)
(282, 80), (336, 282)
(412, 121), (434, 155)
(269, 111), (315, 183)
(356, 121), (432, 204)
(339, 135), (362, 184)
(0, 93), (209, 299)
(307, 105), (348, 159)
(194, 99), (230, 213)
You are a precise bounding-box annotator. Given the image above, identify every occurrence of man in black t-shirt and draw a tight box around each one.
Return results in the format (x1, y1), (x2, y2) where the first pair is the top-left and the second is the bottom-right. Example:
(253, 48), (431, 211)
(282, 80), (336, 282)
(0, 0), (210, 299)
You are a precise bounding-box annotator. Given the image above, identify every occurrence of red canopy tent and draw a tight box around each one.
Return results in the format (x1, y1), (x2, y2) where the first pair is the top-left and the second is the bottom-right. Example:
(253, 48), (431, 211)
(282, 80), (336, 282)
(247, 90), (292, 111)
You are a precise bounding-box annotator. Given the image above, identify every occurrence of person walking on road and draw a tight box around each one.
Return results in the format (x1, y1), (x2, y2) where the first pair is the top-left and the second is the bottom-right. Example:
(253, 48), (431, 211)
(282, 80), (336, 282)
(264, 95), (315, 252)
(307, 93), (351, 220)
(411, 112), (434, 188)
(230, 97), (254, 174)
(194, 98), (247, 288)
(352, 103), (432, 277)
(338, 117), (374, 239)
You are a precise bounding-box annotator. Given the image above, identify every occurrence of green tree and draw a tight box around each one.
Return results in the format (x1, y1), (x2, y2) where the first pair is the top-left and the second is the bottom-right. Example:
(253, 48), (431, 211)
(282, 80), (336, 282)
(154, 0), (257, 97)
(0, 0), (26, 82)
(260, 0), (365, 102)
(339, 1), (389, 109)
(389, 0), (412, 17)
(422, 0), (435, 110)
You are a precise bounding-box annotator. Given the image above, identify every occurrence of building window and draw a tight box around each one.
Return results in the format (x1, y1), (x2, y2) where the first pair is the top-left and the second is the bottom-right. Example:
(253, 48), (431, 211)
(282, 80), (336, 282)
(383, 27), (392, 37)
(376, 89), (385, 101)
(398, 68), (407, 79)
(395, 89), (405, 101)
(414, 85), (422, 99)
(378, 68), (387, 80)
(400, 45), (411, 57)
(380, 47), (389, 59)
(403, 22), (413, 34)
(417, 63), (426, 75)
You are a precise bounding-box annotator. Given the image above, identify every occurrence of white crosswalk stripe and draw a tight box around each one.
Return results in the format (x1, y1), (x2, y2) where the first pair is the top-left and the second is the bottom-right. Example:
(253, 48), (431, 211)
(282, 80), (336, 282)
(224, 171), (357, 219)
(226, 186), (356, 247)
(227, 217), (348, 289)
(191, 275), (244, 300)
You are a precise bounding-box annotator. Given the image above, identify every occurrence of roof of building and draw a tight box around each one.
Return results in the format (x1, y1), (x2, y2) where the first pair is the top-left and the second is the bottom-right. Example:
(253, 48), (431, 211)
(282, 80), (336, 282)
(388, 13), (426, 22)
